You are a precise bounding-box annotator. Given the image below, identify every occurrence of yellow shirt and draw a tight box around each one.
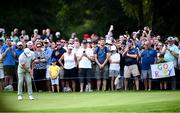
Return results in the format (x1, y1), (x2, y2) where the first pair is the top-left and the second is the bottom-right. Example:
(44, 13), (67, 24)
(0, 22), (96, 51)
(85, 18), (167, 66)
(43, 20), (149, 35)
(48, 65), (60, 79)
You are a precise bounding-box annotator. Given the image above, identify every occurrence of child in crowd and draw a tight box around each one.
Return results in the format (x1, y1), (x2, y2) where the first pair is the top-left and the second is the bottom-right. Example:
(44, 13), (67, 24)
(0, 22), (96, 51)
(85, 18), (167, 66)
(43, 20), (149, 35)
(109, 45), (121, 91)
(158, 53), (167, 90)
(48, 58), (60, 92)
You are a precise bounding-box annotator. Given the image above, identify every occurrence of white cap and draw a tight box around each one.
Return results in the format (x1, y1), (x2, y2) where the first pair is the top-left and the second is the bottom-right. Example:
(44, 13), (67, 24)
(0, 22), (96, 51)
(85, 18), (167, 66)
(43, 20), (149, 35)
(111, 45), (116, 51)
(26, 41), (33, 46)
(67, 44), (73, 49)
(24, 48), (31, 57)
(17, 41), (23, 46)
(33, 29), (38, 33)
(106, 39), (112, 44)
(167, 36), (174, 42)
(44, 38), (49, 43)
(119, 35), (124, 39)
(55, 32), (60, 37)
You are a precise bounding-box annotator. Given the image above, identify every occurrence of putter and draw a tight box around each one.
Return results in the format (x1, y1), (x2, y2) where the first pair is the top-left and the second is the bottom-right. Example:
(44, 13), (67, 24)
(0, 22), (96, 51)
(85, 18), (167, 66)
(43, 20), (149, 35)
(32, 77), (37, 92)
(31, 77), (39, 100)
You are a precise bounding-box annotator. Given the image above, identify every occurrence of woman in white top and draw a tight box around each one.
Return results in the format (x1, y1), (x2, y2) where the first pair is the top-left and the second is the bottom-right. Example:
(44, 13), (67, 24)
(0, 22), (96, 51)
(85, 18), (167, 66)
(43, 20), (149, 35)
(109, 45), (120, 91)
(59, 44), (77, 92)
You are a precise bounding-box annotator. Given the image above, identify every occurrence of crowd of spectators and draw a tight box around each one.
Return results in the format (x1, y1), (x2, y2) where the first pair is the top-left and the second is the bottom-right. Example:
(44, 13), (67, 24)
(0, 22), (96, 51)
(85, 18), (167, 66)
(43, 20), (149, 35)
(0, 26), (179, 93)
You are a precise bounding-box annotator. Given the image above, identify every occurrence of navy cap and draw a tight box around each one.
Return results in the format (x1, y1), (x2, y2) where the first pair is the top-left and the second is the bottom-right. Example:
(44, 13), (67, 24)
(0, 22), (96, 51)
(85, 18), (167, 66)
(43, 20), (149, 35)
(51, 58), (57, 63)
(127, 39), (133, 43)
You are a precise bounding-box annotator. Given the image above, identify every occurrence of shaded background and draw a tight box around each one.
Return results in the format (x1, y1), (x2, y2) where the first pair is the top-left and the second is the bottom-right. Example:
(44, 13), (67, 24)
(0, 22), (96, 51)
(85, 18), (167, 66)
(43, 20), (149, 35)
(0, 0), (180, 39)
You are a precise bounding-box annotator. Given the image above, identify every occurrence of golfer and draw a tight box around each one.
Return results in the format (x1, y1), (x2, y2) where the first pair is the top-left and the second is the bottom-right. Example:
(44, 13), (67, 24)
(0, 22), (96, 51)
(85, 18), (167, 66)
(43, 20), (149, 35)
(17, 48), (34, 100)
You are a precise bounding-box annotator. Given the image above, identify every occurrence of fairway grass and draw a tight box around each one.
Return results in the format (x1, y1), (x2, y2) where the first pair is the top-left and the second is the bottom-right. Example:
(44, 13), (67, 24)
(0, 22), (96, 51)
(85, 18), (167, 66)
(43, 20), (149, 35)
(0, 91), (180, 112)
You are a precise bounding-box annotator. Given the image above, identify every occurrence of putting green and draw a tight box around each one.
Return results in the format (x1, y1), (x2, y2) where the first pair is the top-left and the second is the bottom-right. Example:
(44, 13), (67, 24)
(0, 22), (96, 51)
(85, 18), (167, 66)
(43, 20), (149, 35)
(0, 91), (180, 112)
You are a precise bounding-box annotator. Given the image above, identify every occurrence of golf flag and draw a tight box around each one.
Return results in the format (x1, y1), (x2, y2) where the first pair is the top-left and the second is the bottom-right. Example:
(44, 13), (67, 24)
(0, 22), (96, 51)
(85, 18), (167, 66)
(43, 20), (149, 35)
(151, 62), (175, 79)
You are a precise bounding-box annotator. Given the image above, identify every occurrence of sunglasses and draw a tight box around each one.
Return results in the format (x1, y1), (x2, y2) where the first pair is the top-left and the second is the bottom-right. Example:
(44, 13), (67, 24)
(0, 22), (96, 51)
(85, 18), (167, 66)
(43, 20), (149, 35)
(61, 41), (66, 43)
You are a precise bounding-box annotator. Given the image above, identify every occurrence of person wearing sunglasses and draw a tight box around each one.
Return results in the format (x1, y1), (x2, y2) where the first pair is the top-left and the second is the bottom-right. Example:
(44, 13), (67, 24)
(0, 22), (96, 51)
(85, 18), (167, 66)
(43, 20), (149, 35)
(33, 43), (47, 92)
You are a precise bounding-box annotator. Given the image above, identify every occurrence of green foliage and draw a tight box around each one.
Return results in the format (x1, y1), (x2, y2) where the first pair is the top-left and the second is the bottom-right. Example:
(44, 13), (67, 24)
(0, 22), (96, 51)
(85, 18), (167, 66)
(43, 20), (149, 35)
(120, 0), (152, 28)
(56, 0), (137, 39)
(0, 0), (180, 38)
(0, 0), (58, 34)
(120, 0), (180, 36)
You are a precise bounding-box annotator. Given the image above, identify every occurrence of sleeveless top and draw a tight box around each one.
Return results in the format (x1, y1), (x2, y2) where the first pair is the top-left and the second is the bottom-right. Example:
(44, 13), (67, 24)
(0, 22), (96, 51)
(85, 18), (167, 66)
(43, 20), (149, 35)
(64, 52), (76, 69)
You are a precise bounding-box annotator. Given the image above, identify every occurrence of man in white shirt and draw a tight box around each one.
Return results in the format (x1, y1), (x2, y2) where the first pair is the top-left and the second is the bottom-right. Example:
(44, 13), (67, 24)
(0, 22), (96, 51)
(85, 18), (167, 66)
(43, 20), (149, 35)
(76, 40), (94, 92)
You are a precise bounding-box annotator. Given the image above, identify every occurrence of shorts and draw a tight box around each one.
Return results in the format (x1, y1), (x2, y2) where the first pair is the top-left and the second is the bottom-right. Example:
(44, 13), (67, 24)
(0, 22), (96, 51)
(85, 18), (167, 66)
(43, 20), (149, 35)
(0, 69), (4, 79)
(4, 65), (16, 76)
(109, 70), (120, 77)
(124, 64), (140, 78)
(95, 65), (109, 80)
(59, 67), (64, 79)
(79, 68), (92, 83)
(64, 68), (77, 80)
(159, 77), (168, 82)
(51, 78), (59, 85)
(141, 69), (152, 80)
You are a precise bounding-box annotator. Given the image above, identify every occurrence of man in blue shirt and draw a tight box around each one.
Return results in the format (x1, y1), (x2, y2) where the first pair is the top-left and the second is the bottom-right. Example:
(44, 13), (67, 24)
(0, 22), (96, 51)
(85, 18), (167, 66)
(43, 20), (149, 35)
(140, 41), (157, 91)
(1, 38), (16, 88)
(122, 39), (140, 91)
(43, 39), (53, 92)
(94, 37), (110, 91)
(51, 40), (66, 91)
(15, 42), (24, 65)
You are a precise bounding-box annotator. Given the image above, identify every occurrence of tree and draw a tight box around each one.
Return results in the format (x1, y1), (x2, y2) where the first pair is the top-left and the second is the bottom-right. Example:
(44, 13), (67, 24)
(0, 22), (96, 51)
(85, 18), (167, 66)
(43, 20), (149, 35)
(56, 0), (137, 39)
(120, 0), (180, 36)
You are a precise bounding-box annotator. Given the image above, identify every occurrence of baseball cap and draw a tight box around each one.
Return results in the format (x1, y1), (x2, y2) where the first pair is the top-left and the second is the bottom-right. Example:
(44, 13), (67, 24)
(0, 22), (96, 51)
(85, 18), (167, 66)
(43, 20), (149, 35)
(82, 39), (88, 44)
(111, 45), (116, 51)
(17, 41), (23, 46)
(84, 34), (89, 39)
(44, 38), (49, 43)
(51, 58), (57, 63)
(106, 39), (112, 45)
(127, 39), (133, 43)
(24, 48), (31, 57)
(33, 29), (38, 33)
(167, 36), (174, 42)
(55, 32), (60, 37)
